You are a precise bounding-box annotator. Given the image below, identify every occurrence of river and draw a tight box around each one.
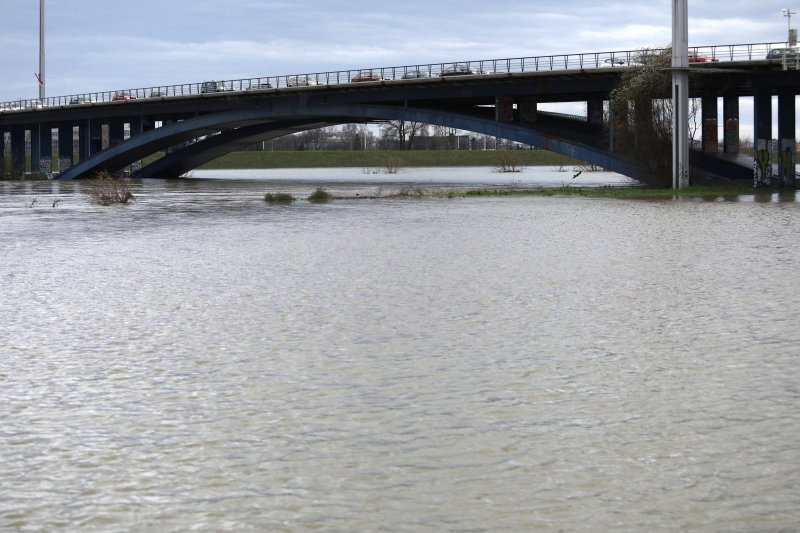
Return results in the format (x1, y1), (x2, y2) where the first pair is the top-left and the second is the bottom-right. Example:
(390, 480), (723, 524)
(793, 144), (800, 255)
(1, 167), (799, 531)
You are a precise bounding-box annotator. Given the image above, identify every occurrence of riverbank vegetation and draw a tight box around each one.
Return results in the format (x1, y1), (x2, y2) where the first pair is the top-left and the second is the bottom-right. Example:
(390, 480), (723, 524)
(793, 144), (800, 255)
(279, 184), (772, 203)
(89, 171), (134, 205)
(263, 192), (294, 203)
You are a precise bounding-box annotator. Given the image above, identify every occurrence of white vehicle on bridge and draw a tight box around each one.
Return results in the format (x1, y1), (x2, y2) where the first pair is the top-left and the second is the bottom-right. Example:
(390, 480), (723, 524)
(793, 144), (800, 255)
(602, 58), (626, 67)
(286, 75), (317, 87)
(200, 81), (226, 93)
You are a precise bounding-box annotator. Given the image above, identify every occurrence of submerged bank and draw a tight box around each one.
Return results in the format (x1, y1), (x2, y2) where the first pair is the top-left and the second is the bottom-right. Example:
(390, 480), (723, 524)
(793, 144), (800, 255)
(197, 149), (581, 169)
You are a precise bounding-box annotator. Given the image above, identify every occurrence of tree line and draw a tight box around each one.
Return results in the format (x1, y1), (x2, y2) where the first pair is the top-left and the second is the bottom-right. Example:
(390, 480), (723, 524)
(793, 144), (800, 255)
(241, 122), (531, 152)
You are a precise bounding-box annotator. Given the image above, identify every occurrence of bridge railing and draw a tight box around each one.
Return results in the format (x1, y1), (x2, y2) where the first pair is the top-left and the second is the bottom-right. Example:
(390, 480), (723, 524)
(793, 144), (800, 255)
(0, 41), (789, 112)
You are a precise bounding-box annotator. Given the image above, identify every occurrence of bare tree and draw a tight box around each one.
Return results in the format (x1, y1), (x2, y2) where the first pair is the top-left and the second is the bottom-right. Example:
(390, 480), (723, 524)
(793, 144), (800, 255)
(609, 47), (702, 187)
(380, 121), (428, 149)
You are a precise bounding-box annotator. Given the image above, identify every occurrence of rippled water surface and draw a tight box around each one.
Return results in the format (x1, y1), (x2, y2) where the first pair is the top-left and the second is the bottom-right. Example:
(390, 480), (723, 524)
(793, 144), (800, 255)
(2, 173), (800, 531)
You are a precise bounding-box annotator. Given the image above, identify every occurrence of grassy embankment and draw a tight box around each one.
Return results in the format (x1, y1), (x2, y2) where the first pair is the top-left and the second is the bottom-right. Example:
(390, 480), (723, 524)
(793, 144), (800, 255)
(198, 150), (580, 169)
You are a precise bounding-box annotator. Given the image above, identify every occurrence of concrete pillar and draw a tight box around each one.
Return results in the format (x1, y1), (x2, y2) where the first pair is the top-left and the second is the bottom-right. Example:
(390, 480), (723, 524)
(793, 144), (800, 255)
(31, 127), (41, 175)
(0, 131), (5, 177)
(587, 97), (604, 126)
(723, 95), (739, 154)
(777, 90), (796, 188)
(10, 128), (26, 178)
(58, 125), (73, 173)
(109, 120), (125, 147)
(36, 125), (53, 176)
(701, 94), (718, 153)
(496, 96), (514, 122)
(520, 96), (538, 123)
(753, 88), (772, 188)
(78, 122), (88, 162)
(129, 117), (143, 171)
(90, 120), (103, 155)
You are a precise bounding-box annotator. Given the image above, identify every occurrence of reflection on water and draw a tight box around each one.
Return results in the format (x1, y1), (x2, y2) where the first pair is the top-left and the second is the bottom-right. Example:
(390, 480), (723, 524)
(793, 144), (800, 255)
(1, 172), (800, 531)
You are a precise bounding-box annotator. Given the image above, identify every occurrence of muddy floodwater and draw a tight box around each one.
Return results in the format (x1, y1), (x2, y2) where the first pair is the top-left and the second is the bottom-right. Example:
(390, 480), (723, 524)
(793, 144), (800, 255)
(2, 168), (799, 531)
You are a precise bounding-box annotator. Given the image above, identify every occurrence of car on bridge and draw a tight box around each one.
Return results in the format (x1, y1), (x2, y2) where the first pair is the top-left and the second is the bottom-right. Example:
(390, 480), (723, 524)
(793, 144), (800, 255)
(286, 75), (317, 87)
(351, 71), (382, 82)
(401, 70), (429, 79)
(602, 58), (626, 67)
(688, 52), (719, 63)
(69, 96), (91, 104)
(112, 91), (136, 101)
(200, 81), (227, 93)
(247, 83), (273, 90)
(440, 64), (485, 77)
(766, 48), (799, 60)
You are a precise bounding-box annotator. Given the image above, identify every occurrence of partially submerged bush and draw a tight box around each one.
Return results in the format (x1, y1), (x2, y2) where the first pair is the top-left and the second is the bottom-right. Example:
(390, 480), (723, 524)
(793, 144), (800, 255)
(264, 192), (294, 203)
(307, 188), (332, 203)
(90, 171), (134, 205)
(494, 150), (524, 172)
(383, 156), (402, 174)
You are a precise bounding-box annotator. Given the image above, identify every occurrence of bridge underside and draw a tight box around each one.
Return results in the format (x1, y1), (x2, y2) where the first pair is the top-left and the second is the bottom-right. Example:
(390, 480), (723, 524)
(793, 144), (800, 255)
(5, 64), (788, 184)
(52, 100), (640, 181)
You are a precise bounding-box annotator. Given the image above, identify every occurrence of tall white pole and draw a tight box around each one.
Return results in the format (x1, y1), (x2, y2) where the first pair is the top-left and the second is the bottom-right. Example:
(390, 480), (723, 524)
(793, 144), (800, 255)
(39, 0), (45, 100)
(672, 0), (690, 189)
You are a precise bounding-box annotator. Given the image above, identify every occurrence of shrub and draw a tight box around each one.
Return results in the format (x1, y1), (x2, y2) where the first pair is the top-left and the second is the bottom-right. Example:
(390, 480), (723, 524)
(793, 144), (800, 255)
(494, 150), (524, 172)
(264, 192), (294, 203)
(89, 171), (134, 205)
(307, 188), (332, 203)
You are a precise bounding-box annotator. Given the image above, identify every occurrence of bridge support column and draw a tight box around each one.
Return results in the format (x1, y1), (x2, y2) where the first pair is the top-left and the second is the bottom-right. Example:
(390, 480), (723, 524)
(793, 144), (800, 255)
(587, 97), (603, 126)
(519, 97), (537, 123)
(35, 125), (53, 177)
(129, 117), (143, 171)
(78, 122), (88, 162)
(496, 96), (514, 122)
(109, 120), (125, 147)
(0, 131), (5, 178)
(701, 94), (718, 153)
(723, 95), (739, 154)
(777, 90), (796, 188)
(10, 127), (26, 178)
(90, 119), (103, 155)
(753, 88), (772, 188)
(58, 125), (74, 173)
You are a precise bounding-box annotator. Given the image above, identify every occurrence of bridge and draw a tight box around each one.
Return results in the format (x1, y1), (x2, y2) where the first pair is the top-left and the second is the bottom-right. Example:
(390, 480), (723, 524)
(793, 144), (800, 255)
(1, 42), (798, 187)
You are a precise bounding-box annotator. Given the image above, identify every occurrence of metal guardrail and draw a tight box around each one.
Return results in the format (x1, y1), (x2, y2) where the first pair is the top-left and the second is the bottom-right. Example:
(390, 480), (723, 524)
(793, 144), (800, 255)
(0, 42), (792, 113)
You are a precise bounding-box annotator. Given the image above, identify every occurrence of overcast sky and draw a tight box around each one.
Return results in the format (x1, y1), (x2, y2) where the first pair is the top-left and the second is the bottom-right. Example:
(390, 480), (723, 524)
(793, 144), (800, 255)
(1, 0), (797, 138)
(0, 0), (792, 101)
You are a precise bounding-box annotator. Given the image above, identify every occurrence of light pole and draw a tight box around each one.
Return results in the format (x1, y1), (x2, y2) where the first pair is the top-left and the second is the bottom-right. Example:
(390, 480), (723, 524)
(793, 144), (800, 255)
(38, 0), (45, 101)
(672, 0), (690, 189)
(783, 8), (796, 45)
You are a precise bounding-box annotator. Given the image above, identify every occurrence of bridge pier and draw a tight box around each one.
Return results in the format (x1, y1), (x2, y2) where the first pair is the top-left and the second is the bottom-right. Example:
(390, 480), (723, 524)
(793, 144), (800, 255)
(90, 119), (103, 156)
(723, 95), (739, 154)
(109, 120), (125, 148)
(587, 97), (603, 126)
(58, 125), (73, 173)
(78, 122), (88, 161)
(0, 132), (5, 178)
(753, 88), (773, 187)
(10, 127), (26, 178)
(129, 117), (144, 171)
(778, 90), (796, 188)
(33, 124), (52, 176)
(701, 94), (718, 153)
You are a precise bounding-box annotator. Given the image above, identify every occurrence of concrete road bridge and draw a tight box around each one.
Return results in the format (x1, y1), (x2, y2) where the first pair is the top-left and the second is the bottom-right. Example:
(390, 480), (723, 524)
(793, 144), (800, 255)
(1, 42), (798, 186)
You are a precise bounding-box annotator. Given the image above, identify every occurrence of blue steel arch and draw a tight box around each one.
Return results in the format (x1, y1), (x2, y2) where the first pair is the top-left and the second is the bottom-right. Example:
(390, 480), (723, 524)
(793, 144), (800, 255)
(57, 100), (637, 180)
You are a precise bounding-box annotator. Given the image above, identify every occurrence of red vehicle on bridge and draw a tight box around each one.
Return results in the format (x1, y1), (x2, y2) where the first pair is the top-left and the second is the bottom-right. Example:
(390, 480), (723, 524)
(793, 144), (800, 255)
(688, 52), (718, 63)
